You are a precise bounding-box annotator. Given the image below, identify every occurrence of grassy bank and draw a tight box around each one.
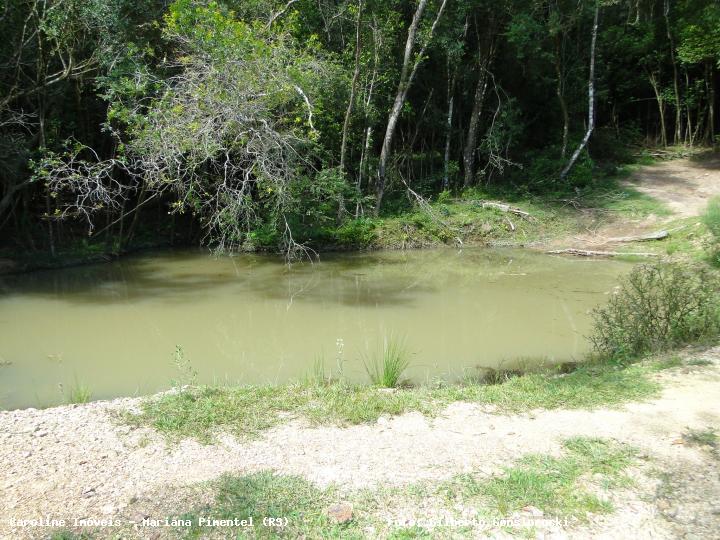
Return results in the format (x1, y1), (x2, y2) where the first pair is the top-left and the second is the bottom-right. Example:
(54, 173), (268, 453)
(126, 356), (680, 443)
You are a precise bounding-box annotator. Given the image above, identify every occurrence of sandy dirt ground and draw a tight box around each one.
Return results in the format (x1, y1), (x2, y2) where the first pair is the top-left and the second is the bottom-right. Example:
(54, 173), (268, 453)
(552, 152), (720, 252)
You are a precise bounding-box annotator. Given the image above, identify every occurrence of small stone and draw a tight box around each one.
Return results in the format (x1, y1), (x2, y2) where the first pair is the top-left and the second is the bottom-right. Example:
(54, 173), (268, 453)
(327, 503), (353, 523)
(521, 505), (544, 517)
(131, 512), (149, 523)
(21, 451), (31, 458)
(101, 504), (115, 515)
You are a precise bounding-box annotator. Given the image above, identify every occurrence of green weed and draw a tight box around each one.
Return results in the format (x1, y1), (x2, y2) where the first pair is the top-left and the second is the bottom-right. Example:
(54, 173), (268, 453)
(362, 336), (411, 388)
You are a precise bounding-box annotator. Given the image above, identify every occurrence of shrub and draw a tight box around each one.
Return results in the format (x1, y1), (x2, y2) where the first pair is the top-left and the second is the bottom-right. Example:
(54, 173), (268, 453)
(591, 263), (720, 358)
(703, 197), (720, 265)
(333, 217), (377, 248)
(703, 196), (720, 239)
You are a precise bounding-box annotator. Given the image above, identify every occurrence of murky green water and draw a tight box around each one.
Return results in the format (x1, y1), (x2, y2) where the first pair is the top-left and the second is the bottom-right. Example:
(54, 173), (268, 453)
(0, 248), (629, 409)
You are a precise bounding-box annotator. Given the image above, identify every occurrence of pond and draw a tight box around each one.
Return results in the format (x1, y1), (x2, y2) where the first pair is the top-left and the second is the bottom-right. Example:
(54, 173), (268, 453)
(0, 248), (630, 409)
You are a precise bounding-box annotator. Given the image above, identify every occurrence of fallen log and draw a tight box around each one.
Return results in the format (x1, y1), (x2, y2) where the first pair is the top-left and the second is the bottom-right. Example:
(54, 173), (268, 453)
(607, 230), (669, 242)
(475, 201), (536, 221)
(547, 248), (657, 257)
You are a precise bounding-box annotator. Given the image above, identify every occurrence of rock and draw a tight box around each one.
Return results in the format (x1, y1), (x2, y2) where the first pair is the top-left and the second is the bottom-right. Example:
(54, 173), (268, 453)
(327, 503), (353, 523)
(521, 505), (544, 517)
(101, 504), (115, 514)
(131, 512), (149, 523)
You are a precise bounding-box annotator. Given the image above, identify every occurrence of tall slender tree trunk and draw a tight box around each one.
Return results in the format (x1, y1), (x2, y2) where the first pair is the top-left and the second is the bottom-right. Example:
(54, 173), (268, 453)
(375, 0), (448, 215)
(338, 0), (364, 221)
(462, 64), (490, 188)
(649, 72), (668, 147)
(442, 92), (455, 191)
(554, 35), (570, 159)
(560, 1), (600, 180)
(339, 0), (363, 175)
(708, 62), (717, 147)
(664, 0), (682, 144)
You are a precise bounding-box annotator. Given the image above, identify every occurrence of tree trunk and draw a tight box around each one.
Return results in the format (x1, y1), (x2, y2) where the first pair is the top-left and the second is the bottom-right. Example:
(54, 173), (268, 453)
(560, 1), (600, 180)
(443, 92), (454, 191)
(649, 72), (668, 147)
(664, 0), (682, 144)
(338, 0), (364, 221)
(709, 62), (716, 147)
(375, 0), (448, 215)
(462, 64), (489, 188)
(339, 0), (363, 175)
(554, 35), (570, 159)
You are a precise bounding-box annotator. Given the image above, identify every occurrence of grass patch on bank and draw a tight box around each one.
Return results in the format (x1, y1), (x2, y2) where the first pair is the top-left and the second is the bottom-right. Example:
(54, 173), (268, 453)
(173, 472), (356, 539)
(438, 437), (638, 521)
(363, 194), (579, 250)
(129, 437), (638, 539)
(128, 360), (666, 442)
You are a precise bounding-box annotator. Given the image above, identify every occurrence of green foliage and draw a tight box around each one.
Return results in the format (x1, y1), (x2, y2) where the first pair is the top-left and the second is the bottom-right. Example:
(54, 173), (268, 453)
(175, 472), (355, 539)
(591, 263), (720, 358)
(682, 427), (718, 448)
(702, 197), (720, 265)
(333, 218), (377, 248)
(702, 196), (720, 239)
(59, 377), (93, 405)
(362, 336), (411, 388)
(475, 438), (635, 518)
(522, 147), (595, 190)
(4, 0), (719, 256)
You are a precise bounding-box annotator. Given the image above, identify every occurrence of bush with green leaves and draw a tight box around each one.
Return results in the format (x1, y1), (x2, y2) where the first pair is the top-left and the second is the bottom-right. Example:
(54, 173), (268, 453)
(703, 196), (720, 265)
(591, 263), (720, 358)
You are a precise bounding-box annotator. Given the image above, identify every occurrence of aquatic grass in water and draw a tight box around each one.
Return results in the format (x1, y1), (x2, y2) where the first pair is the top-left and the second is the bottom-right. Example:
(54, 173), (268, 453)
(362, 337), (410, 388)
(59, 378), (92, 404)
(304, 355), (329, 386)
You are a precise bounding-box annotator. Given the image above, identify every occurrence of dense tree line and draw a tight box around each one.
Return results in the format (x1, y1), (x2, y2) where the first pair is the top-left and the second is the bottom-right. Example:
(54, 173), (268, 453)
(1, 0), (718, 255)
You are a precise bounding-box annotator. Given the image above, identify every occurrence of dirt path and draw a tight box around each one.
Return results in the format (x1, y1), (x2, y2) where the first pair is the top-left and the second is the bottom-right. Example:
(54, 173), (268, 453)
(1, 350), (719, 539)
(552, 153), (720, 252)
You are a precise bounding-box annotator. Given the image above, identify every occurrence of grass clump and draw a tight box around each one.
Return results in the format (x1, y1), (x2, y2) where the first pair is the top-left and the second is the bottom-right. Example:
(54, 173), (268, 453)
(682, 427), (718, 448)
(362, 336), (410, 388)
(591, 262), (720, 358)
(703, 196), (720, 265)
(441, 438), (637, 520)
(59, 379), (92, 404)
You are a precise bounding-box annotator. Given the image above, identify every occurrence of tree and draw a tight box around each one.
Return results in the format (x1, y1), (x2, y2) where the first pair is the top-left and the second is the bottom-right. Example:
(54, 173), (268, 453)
(375, 0), (449, 214)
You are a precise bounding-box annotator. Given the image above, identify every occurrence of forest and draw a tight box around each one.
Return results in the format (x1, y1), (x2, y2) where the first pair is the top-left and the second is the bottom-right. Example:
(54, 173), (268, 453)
(0, 0), (719, 258)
